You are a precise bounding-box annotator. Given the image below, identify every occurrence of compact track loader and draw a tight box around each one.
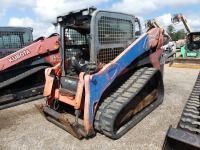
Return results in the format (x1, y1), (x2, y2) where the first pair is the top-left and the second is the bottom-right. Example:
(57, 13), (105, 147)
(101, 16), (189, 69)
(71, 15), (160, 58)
(170, 31), (200, 69)
(35, 7), (169, 139)
(0, 33), (60, 110)
(169, 14), (200, 69)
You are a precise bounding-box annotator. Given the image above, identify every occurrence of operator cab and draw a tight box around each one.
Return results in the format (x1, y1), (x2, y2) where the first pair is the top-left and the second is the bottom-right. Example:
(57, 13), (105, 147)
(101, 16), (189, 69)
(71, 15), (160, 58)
(187, 32), (200, 51)
(57, 7), (138, 94)
(57, 7), (137, 76)
(64, 25), (90, 75)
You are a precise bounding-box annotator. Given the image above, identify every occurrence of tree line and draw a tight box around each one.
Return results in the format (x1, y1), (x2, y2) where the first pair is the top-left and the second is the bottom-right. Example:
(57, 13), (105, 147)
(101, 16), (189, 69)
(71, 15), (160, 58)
(166, 25), (187, 41)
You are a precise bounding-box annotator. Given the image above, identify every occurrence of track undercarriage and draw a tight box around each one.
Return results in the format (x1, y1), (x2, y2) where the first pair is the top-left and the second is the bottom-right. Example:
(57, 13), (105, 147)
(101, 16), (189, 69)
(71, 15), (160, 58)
(36, 67), (164, 139)
(94, 67), (164, 139)
(0, 65), (48, 110)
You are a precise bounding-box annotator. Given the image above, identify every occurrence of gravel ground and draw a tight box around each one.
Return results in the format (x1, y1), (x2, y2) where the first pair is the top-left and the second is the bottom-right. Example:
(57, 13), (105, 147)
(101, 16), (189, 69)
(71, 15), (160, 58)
(0, 64), (199, 150)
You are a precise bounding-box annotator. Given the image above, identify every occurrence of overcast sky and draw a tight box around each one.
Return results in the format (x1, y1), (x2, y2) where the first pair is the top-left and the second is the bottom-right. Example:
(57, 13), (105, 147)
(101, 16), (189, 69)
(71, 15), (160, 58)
(1, 0), (200, 39)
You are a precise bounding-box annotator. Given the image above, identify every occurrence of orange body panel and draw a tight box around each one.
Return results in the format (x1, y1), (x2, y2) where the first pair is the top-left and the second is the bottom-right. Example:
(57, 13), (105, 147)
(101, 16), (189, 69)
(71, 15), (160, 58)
(0, 36), (59, 71)
(43, 67), (85, 109)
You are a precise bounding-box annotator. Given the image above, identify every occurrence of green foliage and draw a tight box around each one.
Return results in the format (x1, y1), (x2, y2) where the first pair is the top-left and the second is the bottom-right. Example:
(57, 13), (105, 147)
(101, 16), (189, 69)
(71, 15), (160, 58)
(167, 25), (174, 34)
(135, 31), (141, 36)
(166, 25), (187, 41)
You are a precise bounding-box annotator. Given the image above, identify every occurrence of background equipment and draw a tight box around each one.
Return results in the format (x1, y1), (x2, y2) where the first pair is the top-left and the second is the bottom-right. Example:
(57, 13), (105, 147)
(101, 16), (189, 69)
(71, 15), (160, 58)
(170, 13), (200, 68)
(0, 26), (33, 58)
(0, 31), (60, 110)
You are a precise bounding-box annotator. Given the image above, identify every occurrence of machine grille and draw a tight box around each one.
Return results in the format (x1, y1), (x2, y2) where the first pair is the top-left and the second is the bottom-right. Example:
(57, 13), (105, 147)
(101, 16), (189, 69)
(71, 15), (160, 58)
(97, 16), (133, 64)
(97, 47), (124, 64)
(65, 29), (89, 59)
(98, 16), (133, 45)
(0, 51), (14, 59)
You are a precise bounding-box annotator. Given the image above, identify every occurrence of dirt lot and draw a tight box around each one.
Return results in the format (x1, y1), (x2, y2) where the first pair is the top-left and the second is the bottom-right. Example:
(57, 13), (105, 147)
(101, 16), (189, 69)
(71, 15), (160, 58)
(0, 64), (199, 150)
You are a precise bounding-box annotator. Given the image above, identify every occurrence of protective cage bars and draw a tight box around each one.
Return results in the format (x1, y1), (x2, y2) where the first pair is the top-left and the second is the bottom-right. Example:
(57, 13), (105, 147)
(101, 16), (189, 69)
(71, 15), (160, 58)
(64, 29), (89, 59)
(91, 11), (135, 64)
(60, 10), (136, 75)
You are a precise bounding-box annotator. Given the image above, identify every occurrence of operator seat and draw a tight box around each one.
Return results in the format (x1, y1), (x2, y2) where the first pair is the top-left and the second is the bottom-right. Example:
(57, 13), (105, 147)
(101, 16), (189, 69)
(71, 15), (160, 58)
(71, 53), (87, 73)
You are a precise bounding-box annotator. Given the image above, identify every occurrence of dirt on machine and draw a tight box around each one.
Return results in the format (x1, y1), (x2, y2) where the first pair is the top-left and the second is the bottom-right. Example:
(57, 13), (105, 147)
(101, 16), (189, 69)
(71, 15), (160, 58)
(169, 13), (200, 69)
(0, 26), (60, 110)
(35, 7), (170, 139)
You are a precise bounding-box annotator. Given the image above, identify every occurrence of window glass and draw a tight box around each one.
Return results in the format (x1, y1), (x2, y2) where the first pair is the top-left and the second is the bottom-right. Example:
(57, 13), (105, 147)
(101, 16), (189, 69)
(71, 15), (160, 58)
(0, 31), (32, 49)
(192, 34), (200, 42)
(23, 32), (32, 46)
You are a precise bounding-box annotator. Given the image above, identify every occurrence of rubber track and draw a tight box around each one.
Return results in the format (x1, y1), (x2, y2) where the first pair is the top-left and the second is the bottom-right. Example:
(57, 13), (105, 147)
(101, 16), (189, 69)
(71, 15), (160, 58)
(94, 67), (163, 139)
(0, 65), (48, 90)
(178, 71), (200, 134)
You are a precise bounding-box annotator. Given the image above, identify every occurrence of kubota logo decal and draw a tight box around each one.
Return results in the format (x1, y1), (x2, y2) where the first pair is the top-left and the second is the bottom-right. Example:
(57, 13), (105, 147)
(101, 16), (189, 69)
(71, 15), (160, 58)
(8, 50), (31, 63)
